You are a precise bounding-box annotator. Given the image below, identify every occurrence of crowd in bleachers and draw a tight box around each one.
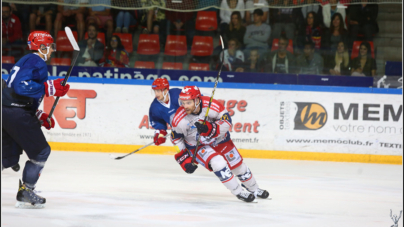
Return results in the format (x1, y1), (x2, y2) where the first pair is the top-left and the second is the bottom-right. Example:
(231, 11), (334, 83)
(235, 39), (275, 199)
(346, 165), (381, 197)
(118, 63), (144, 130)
(2, 0), (382, 77)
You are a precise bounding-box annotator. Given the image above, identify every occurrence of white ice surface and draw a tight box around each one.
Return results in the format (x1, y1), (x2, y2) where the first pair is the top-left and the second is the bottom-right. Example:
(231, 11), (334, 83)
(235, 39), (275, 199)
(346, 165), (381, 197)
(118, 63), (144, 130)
(1, 151), (403, 227)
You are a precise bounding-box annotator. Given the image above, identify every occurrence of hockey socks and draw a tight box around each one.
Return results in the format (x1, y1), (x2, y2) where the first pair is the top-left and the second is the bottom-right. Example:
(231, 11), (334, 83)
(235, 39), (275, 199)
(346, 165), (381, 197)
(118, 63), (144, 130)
(210, 156), (255, 202)
(233, 163), (258, 193)
(213, 165), (242, 196)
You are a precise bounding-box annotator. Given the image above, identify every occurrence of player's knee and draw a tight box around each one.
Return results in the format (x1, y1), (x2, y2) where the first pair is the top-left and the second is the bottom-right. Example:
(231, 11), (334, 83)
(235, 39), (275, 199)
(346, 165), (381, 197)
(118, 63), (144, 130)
(209, 155), (228, 172)
(2, 155), (20, 169)
(231, 162), (247, 175)
(32, 145), (51, 163)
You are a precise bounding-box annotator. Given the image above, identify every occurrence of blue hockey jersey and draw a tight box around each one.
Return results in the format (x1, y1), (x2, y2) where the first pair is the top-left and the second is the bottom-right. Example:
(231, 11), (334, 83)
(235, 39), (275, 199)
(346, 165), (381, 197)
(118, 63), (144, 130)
(3, 53), (49, 111)
(149, 88), (182, 130)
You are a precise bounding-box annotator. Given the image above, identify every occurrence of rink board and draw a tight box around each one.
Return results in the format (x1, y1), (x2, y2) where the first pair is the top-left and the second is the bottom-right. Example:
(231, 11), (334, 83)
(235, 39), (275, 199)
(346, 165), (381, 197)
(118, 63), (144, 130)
(31, 77), (402, 164)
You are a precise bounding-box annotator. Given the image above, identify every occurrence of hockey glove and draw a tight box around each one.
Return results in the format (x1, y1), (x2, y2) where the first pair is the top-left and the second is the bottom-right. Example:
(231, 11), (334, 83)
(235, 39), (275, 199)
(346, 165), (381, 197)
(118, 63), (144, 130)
(194, 120), (218, 138)
(36, 110), (55, 130)
(44, 78), (70, 97)
(174, 149), (198, 174)
(154, 129), (167, 146)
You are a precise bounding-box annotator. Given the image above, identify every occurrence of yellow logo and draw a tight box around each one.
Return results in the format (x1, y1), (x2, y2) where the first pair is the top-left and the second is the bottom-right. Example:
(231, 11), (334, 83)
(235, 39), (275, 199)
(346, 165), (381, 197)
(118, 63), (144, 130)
(294, 102), (327, 130)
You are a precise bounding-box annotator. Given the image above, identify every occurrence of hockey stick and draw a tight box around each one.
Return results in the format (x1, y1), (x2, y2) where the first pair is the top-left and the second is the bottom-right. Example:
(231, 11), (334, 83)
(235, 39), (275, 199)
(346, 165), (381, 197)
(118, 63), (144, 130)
(47, 27), (80, 127)
(110, 134), (169, 160)
(191, 36), (225, 166)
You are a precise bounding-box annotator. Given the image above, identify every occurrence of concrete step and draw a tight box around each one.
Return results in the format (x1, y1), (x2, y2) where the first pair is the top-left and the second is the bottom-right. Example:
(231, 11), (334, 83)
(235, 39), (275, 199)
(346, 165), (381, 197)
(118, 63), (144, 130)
(378, 12), (402, 21)
(374, 37), (402, 47)
(376, 46), (403, 61)
(378, 20), (402, 34)
(375, 32), (403, 39)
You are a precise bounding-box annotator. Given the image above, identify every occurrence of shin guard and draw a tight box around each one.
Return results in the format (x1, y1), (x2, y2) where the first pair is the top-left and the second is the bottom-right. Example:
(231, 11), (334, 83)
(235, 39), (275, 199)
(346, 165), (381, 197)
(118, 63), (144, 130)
(233, 163), (258, 192)
(210, 156), (242, 195)
(22, 160), (45, 189)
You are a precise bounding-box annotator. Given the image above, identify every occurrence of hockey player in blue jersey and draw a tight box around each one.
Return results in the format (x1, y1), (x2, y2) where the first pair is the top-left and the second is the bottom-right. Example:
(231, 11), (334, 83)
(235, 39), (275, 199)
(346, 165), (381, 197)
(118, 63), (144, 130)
(2, 31), (70, 208)
(149, 78), (182, 146)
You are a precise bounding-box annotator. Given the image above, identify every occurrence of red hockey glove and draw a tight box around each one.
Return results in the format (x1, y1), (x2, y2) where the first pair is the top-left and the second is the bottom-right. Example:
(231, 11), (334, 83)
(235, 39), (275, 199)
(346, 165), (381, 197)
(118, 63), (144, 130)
(44, 78), (70, 97)
(194, 120), (219, 138)
(154, 129), (167, 146)
(174, 149), (198, 174)
(36, 110), (55, 130)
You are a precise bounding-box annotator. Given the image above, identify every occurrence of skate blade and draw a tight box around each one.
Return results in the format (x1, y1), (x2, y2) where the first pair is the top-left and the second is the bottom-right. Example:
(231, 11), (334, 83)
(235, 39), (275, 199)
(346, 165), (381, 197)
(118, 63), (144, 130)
(15, 201), (45, 209)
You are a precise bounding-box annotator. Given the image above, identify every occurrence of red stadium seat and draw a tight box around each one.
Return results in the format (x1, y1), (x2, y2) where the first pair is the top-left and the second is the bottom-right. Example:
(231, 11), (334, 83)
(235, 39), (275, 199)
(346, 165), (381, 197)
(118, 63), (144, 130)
(137, 34), (160, 55)
(84, 32), (106, 46)
(50, 58), (71, 66)
(134, 61), (155, 69)
(56, 30), (78, 52)
(191, 36), (213, 57)
(195, 11), (218, 31)
(162, 62), (183, 70)
(164, 35), (187, 56)
(351, 41), (375, 59)
(2, 56), (15, 64)
(188, 63), (210, 71)
(113, 33), (133, 53)
(271, 38), (294, 54)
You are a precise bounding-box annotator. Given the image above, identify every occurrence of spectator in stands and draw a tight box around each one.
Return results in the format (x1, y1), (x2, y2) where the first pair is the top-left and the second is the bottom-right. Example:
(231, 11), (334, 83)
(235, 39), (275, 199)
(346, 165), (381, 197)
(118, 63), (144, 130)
(322, 0), (347, 29)
(239, 49), (265, 73)
(351, 41), (376, 77)
(324, 41), (351, 76)
(87, 0), (114, 42)
(296, 41), (324, 75)
(296, 11), (322, 53)
(347, 0), (378, 42)
(244, 9), (271, 58)
(220, 0), (245, 36)
(77, 23), (105, 66)
(270, 0), (301, 40)
(54, 0), (87, 41)
(99, 35), (129, 68)
(2, 3), (22, 45)
(265, 35), (296, 74)
(301, 0), (323, 23)
(245, 0), (269, 25)
(29, 5), (57, 33)
(224, 11), (246, 48)
(219, 38), (245, 71)
(144, 0), (166, 35)
(8, 3), (30, 39)
(321, 13), (348, 54)
(115, 10), (137, 34)
(160, 0), (196, 49)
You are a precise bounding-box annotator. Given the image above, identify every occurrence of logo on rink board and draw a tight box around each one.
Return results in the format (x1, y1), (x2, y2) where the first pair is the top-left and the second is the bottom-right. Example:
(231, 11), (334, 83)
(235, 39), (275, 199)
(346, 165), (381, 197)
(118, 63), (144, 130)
(294, 102), (327, 130)
(44, 89), (97, 129)
(390, 209), (402, 227)
(280, 102), (328, 131)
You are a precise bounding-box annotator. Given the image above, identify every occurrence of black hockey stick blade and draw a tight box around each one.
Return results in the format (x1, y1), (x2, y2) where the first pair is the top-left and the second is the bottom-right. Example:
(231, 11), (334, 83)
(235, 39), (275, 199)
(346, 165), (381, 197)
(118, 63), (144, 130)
(110, 134), (169, 160)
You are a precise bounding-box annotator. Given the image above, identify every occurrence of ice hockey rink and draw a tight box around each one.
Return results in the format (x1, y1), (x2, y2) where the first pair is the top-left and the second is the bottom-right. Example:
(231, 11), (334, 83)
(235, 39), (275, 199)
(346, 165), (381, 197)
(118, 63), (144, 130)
(1, 151), (403, 227)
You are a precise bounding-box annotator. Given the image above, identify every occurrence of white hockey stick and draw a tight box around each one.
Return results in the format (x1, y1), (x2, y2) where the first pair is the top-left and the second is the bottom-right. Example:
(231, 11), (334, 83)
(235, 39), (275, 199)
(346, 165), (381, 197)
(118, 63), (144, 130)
(191, 36), (225, 166)
(47, 27), (80, 126)
(110, 134), (169, 160)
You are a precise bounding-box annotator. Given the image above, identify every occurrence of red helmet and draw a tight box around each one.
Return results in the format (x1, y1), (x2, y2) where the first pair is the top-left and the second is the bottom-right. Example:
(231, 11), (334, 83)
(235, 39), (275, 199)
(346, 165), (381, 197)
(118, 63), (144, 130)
(179, 86), (201, 100)
(152, 78), (169, 90)
(27, 31), (55, 51)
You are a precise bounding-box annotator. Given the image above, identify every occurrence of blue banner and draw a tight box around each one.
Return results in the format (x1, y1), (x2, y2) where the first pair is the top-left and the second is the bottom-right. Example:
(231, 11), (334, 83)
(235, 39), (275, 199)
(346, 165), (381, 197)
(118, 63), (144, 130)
(1, 63), (373, 87)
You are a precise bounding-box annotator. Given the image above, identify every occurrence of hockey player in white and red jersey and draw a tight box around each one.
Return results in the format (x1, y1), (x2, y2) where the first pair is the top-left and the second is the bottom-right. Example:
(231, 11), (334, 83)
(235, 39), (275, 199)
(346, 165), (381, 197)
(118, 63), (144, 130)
(172, 86), (269, 202)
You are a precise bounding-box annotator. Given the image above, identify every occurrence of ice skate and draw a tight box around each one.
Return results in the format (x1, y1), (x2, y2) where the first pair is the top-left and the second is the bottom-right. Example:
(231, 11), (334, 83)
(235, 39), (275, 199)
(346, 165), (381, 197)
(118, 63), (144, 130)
(11, 163), (20, 172)
(242, 184), (270, 199)
(236, 190), (256, 203)
(15, 179), (46, 209)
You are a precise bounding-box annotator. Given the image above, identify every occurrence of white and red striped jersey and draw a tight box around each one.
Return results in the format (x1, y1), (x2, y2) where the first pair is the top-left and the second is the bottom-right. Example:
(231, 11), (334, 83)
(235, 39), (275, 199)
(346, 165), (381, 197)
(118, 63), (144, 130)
(171, 96), (232, 151)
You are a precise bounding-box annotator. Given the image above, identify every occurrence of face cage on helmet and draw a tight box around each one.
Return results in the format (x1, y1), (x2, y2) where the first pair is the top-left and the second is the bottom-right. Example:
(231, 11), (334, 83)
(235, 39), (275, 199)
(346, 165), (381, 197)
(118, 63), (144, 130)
(178, 97), (201, 111)
(38, 43), (56, 61)
(152, 88), (169, 102)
